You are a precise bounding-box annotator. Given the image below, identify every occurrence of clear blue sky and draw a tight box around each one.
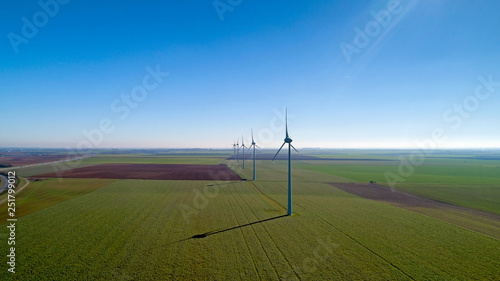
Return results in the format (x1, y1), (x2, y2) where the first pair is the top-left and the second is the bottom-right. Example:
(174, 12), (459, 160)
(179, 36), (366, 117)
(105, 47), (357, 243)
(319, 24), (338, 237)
(1, 0), (499, 149)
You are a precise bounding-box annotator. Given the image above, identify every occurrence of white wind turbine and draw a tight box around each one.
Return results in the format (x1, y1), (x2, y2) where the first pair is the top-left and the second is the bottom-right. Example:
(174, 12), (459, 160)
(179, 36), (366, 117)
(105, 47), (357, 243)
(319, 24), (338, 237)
(236, 138), (240, 163)
(247, 129), (260, 180)
(240, 135), (246, 169)
(272, 109), (298, 216)
(232, 140), (237, 162)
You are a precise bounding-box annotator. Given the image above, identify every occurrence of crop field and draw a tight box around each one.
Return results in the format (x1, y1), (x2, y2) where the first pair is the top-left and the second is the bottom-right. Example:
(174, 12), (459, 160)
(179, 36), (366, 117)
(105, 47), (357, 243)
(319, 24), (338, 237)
(0, 154), (71, 167)
(81, 155), (226, 165)
(0, 178), (115, 222)
(0, 152), (499, 280)
(12, 161), (96, 178)
(33, 163), (242, 181)
(297, 158), (500, 215)
(1, 178), (499, 280)
(12, 155), (227, 178)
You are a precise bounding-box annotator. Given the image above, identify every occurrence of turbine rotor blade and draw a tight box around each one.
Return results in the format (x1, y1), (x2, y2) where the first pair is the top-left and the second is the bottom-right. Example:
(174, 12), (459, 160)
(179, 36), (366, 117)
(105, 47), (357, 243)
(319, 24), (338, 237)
(285, 108), (289, 139)
(272, 142), (286, 161)
(255, 144), (260, 148)
(290, 144), (299, 153)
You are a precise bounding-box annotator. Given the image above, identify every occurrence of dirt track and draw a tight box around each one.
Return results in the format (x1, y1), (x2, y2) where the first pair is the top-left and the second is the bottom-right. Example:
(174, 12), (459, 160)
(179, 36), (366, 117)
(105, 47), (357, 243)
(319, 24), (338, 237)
(0, 177), (30, 205)
(34, 164), (242, 181)
(330, 182), (500, 224)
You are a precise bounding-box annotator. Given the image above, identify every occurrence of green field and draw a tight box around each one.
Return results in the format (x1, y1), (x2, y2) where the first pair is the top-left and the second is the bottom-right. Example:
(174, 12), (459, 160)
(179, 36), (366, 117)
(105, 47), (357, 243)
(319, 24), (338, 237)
(297, 157), (500, 215)
(1, 179), (499, 280)
(0, 153), (499, 280)
(0, 178), (115, 222)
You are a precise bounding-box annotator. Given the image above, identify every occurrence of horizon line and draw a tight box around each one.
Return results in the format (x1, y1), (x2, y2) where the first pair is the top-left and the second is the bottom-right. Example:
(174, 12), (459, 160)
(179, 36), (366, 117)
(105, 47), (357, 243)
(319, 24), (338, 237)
(1, 146), (500, 151)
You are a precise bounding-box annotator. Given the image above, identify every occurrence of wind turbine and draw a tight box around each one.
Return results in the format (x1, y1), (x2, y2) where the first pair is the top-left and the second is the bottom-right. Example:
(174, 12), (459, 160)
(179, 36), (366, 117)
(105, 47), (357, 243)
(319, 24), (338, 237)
(240, 135), (246, 169)
(236, 138), (240, 163)
(247, 129), (259, 180)
(232, 140), (237, 162)
(272, 109), (298, 216)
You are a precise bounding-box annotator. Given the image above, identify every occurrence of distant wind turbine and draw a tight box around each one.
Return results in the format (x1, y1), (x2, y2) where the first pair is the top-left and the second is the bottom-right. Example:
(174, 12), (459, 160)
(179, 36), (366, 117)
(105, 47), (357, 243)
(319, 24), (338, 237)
(247, 129), (259, 180)
(272, 109), (298, 216)
(232, 140), (237, 162)
(236, 138), (240, 163)
(240, 135), (246, 169)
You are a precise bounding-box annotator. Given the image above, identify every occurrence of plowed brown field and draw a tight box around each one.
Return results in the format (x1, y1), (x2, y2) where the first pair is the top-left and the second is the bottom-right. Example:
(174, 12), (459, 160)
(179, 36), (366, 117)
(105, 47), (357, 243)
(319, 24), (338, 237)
(330, 182), (500, 225)
(34, 163), (242, 181)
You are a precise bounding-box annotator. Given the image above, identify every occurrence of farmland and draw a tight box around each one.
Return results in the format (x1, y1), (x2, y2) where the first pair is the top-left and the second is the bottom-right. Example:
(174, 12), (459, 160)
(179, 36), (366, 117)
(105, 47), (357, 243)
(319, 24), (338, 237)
(81, 155), (226, 165)
(0, 153), (74, 168)
(34, 163), (242, 181)
(12, 154), (228, 177)
(1, 179), (499, 280)
(297, 157), (500, 215)
(12, 161), (96, 178)
(0, 178), (115, 222)
(0, 151), (499, 280)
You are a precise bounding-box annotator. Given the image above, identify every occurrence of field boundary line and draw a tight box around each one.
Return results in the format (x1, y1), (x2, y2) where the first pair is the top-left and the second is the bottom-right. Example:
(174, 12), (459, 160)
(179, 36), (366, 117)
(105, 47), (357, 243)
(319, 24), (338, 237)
(328, 182), (500, 240)
(226, 184), (261, 278)
(293, 197), (416, 281)
(235, 185), (300, 280)
(247, 181), (286, 213)
(232, 185), (282, 280)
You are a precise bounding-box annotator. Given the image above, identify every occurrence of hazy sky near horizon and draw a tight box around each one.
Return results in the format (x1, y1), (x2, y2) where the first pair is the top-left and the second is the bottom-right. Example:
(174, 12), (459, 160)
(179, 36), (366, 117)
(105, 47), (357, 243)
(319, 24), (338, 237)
(1, 0), (499, 149)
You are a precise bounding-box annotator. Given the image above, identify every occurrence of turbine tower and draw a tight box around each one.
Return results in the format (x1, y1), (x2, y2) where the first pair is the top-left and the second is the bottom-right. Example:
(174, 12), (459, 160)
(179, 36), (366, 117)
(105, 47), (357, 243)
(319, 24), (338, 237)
(272, 109), (298, 216)
(247, 129), (260, 180)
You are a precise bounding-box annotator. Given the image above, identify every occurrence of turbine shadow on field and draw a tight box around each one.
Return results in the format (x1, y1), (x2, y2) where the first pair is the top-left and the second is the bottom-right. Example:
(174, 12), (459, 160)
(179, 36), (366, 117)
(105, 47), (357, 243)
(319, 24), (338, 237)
(191, 214), (287, 239)
(151, 215), (288, 251)
(162, 215), (286, 246)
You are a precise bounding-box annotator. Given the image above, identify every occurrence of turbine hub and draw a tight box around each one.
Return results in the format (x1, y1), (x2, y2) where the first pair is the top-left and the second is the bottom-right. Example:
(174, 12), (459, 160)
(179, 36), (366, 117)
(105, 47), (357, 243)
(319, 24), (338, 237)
(285, 137), (292, 143)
